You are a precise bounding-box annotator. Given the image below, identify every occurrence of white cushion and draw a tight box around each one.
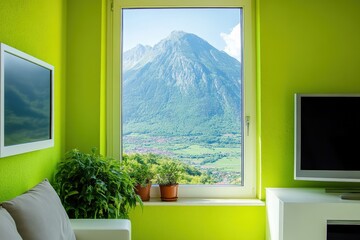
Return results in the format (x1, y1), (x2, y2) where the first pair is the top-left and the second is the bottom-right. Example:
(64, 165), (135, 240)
(1, 179), (75, 240)
(0, 207), (22, 240)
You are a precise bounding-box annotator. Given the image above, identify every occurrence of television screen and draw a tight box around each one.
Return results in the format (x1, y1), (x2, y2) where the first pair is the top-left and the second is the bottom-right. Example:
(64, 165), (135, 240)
(0, 43), (54, 157)
(295, 94), (360, 182)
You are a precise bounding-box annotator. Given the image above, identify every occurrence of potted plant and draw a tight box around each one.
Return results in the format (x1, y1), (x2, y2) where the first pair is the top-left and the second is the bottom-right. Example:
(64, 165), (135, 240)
(155, 159), (184, 202)
(122, 153), (155, 201)
(53, 148), (142, 219)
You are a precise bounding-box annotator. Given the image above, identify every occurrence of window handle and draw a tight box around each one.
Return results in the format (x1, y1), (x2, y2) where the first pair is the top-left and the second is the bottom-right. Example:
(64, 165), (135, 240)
(246, 116), (250, 136)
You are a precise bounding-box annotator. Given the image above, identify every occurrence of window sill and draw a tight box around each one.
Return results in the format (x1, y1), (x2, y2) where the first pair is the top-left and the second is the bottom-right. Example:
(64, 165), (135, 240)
(141, 198), (264, 206)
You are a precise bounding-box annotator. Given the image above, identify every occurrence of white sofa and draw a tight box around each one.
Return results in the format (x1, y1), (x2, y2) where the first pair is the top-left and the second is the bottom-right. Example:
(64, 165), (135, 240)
(71, 219), (131, 240)
(0, 179), (131, 240)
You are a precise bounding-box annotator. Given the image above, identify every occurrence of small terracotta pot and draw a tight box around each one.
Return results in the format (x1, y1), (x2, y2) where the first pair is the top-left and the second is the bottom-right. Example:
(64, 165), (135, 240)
(159, 184), (178, 202)
(135, 183), (151, 201)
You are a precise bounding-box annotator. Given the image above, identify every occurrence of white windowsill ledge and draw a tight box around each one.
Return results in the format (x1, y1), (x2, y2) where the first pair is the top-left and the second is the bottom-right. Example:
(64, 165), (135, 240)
(141, 198), (264, 206)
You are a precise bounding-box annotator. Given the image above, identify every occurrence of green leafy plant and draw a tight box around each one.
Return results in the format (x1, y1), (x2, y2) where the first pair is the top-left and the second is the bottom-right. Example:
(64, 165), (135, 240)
(53, 148), (142, 219)
(155, 159), (184, 185)
(122, 153), (155, 187)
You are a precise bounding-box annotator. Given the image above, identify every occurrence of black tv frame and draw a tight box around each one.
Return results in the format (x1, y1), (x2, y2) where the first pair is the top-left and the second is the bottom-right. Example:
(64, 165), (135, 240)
(294, 93), (360, 182)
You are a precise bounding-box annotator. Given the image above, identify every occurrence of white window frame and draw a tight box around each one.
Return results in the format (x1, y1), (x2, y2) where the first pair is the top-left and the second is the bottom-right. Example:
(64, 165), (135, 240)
(107, 0), (256, 198)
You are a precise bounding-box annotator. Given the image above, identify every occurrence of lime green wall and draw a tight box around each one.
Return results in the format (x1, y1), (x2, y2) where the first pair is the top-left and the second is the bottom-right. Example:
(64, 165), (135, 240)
(0, 0), (66, 201)
(259, 0), (360, 197)
(64, 0), (360, 239)
(130, 206), (265, 240)
(66, 0), (107, 154)
(2, 0), (360, 239)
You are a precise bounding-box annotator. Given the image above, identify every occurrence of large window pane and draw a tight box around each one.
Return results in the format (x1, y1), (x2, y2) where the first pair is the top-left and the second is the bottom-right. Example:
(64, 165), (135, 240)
(121, 8), (243, 185)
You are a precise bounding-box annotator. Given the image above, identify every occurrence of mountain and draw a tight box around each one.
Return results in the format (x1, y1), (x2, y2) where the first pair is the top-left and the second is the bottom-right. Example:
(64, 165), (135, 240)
(122, 31), (242, 136)
(123, 44), (152, 72)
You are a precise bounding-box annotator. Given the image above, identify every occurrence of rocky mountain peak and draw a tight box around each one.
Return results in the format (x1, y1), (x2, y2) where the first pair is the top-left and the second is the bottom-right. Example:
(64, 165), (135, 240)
(122, 31), (242, 136)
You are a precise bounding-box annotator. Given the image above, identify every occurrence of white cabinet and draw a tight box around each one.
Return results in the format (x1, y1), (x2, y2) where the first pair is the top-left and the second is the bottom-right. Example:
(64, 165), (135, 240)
(266, 188), (360, 240)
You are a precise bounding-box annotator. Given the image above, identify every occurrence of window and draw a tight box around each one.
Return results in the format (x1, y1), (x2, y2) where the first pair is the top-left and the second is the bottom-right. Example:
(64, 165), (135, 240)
(108, 0), (256, 198)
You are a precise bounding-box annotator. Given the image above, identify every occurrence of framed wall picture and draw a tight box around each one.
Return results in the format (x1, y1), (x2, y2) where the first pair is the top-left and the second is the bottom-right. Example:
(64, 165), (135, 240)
(0, 43), (54, 157)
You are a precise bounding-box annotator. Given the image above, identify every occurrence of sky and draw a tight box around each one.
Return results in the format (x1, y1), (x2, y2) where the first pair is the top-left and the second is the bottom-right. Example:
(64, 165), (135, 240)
(122, 8), (242, 61)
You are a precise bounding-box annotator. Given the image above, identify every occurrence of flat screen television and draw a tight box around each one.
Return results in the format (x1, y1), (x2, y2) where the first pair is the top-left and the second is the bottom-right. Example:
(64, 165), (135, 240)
(0, 43), (54, 157)
(295, 93), (360, 182)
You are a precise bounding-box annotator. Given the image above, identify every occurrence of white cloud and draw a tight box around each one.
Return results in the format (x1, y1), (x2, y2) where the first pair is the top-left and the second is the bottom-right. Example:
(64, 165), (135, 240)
(220, 23), (241, 62)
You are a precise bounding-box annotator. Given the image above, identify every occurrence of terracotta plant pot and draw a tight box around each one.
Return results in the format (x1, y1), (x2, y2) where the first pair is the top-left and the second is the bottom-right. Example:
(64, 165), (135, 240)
(135, 183), (151, 201)
(159, 184), (178, 202)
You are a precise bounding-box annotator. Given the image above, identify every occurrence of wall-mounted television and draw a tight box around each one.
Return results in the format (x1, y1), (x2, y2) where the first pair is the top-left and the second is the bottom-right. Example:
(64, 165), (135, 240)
(295, 93), (360, 182)
(0, 43), (54, 157)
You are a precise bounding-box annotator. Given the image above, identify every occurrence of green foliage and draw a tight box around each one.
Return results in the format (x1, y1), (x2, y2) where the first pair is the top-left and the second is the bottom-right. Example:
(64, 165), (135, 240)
(123, 132), (241, 184)
(121, 153), (215, 184)
(155, 159), (185, 185)
(53, 148), (142, 219)
(122, 153), (155, 187)
(182, 163), (215, 184)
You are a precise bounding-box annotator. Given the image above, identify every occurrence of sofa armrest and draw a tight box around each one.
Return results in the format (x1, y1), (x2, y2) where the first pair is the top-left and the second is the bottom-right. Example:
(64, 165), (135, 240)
(70, 219), (131, 240)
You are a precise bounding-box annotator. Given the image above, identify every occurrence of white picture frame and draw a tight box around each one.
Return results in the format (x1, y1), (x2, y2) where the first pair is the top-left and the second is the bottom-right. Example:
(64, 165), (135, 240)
(0, 43), (54, 157)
